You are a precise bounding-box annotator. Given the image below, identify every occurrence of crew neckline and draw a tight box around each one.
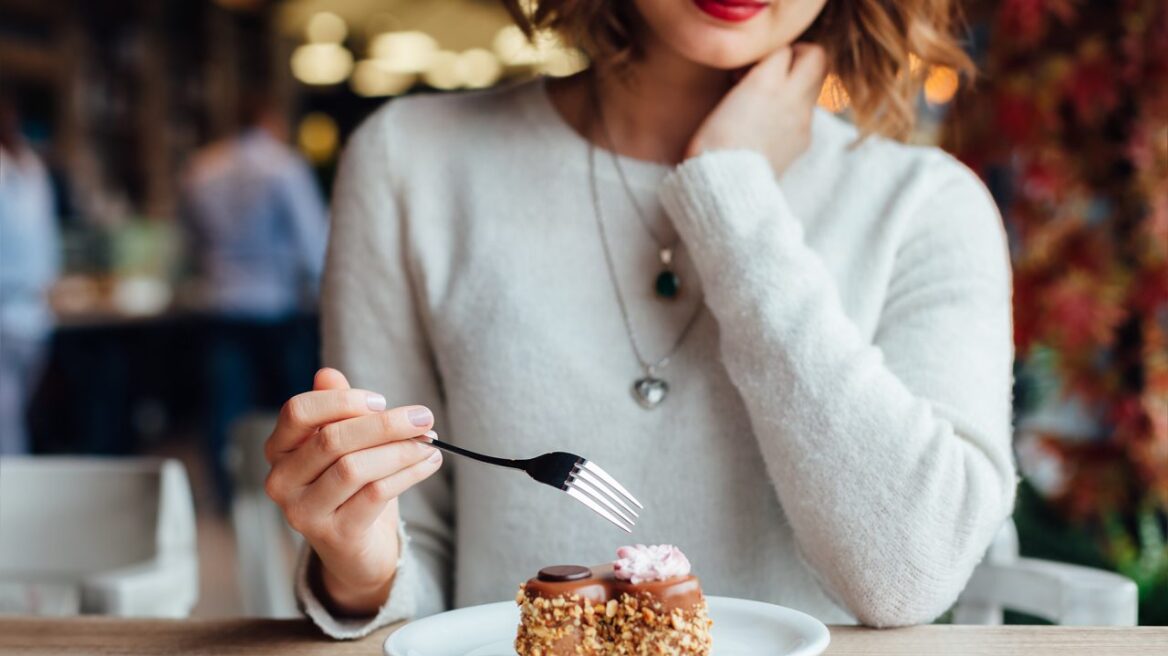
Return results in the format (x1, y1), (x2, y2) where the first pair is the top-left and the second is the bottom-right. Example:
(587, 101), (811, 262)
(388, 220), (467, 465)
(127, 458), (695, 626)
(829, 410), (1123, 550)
(523, 76), (672, 187)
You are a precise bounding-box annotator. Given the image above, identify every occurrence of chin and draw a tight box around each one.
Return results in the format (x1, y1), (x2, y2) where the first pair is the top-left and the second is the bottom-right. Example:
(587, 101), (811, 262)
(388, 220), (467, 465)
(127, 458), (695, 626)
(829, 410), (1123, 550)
(667, 31), (776, 69)
(634, 0), (827, 69)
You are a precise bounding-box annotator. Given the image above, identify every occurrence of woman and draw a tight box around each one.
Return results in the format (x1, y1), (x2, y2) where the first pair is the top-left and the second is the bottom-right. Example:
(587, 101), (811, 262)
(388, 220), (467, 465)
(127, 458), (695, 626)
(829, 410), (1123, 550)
(263, 0), (1016, 638)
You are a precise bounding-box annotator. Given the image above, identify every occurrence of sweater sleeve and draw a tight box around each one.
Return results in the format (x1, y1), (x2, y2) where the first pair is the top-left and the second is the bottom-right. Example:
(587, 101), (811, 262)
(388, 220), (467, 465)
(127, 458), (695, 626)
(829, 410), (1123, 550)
(658, 149), (1017, 627)
(295, 103), (454, 638)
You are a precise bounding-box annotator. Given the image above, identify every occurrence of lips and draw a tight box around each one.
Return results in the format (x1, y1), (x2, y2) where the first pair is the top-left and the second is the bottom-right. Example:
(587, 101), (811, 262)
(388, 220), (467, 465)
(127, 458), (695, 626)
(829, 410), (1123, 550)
(693, 0), (770, 23)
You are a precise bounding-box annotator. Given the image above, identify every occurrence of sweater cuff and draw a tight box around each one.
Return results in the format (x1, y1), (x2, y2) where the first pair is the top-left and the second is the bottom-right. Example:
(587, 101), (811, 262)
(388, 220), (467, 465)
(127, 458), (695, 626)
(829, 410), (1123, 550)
(295, 520), (417, 640)
(659, 149), (797, 247)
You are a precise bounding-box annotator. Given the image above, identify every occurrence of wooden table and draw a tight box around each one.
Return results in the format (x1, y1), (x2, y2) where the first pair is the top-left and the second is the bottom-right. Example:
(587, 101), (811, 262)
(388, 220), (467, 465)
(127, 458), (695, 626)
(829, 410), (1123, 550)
(1, 618), (1166, 655)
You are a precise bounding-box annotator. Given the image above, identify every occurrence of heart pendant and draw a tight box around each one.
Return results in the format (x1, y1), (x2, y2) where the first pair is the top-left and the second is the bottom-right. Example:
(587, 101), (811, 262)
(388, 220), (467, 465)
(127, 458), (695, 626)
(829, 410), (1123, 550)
(632, 377), (669, 409)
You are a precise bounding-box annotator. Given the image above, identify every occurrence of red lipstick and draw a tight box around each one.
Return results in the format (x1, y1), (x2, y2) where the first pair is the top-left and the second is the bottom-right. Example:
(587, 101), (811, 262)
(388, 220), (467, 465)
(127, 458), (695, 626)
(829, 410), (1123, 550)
(693, 0), (769, 23)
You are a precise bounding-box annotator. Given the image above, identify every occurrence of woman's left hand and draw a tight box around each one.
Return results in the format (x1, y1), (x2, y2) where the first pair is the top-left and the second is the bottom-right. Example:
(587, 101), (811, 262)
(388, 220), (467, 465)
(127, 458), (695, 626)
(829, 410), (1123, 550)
(686, 44), (828, 177)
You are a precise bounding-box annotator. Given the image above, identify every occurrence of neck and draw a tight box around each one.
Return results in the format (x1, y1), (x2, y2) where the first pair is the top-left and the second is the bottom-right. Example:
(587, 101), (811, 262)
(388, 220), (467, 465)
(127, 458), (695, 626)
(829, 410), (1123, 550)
(596, 44), (733, 165)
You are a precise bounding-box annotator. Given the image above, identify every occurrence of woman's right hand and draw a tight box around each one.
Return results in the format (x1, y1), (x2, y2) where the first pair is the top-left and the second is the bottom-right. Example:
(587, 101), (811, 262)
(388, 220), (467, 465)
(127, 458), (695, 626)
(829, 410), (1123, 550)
(264, 367), (443, 616)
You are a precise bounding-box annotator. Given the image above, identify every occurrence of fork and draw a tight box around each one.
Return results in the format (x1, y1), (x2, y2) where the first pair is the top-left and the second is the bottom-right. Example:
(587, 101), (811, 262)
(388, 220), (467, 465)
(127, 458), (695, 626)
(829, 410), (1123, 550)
(418, 430), (643, 532)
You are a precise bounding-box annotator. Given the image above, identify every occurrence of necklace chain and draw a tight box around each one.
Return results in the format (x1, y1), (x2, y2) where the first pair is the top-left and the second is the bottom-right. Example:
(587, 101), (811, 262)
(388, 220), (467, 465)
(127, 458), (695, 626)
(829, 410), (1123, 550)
(589, 80), (678, 251)
(587, 131), (703, 375)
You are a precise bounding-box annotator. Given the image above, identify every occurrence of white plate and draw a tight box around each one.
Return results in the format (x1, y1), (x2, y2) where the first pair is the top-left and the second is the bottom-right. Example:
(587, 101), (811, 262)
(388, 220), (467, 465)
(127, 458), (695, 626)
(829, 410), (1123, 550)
(385, 596), (830, 656)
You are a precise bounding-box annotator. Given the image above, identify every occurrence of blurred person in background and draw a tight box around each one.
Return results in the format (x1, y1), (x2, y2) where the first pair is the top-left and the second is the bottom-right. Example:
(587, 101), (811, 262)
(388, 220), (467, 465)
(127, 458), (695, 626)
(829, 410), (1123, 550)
(179, 91), (327, 510)
(0, 95), (60, 456)
(0, 96), (60, 455)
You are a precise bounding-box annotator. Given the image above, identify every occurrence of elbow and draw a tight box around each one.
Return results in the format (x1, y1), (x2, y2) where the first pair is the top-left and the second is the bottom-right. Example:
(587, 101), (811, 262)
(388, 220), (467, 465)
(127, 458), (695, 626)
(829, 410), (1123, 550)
(842, 574), (963, 628)
(834, 512), (1010, 627)
(837, 522), (1007, 628)
(838, 521), (1010, 628)
(818, 440), (1017, 628)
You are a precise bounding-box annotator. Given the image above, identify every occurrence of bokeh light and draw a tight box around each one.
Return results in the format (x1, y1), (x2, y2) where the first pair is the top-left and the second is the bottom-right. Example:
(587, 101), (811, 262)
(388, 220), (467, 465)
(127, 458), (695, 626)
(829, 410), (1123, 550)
(493, 25), (586, 77)
(493, 25), (538, 65)
(297, 112), (339, 163)
(350, 60), (417, 97)
(423, 50), (461, 90)
(290, 43), (354, 85)
(370, 31), (439, 74)
(457, 49), (503, 89)
(539, 48), (588, 77)
(924, 66), (960, 106)
(305, 12), (347, 45)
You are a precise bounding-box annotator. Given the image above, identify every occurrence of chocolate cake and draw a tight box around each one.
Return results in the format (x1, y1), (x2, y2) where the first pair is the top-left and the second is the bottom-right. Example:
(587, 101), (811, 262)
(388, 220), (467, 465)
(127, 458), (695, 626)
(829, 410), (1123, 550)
(515, 545), (712, 655)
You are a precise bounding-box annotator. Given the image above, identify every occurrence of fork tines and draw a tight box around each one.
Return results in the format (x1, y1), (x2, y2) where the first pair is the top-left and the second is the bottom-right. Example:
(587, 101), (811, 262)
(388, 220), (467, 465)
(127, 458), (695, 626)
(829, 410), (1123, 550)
(564, 460), (644, 533)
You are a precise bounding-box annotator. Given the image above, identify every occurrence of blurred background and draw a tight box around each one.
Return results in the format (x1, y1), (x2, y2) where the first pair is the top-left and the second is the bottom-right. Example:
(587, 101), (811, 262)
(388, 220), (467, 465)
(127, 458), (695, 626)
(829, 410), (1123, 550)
(0, 0), (1164, 625)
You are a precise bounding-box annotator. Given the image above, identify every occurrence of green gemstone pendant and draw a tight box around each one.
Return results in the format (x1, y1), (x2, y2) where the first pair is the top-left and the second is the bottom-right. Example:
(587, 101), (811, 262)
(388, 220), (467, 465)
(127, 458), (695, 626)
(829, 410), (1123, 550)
(655, 247), (680, 299)
(655, 270), (680, 299)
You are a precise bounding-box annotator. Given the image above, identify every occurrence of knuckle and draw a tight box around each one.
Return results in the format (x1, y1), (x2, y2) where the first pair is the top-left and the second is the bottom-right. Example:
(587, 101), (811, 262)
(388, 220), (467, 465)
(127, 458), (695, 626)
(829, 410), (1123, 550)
(281, 395), (311, 429)
(263, 471), (283, 503)
(365, 477), (396, 502)
(284, 504), (311, 534)
(316, 423), (344, 457)
(314, 528), (343, 551)
(333, 454), (363, 485)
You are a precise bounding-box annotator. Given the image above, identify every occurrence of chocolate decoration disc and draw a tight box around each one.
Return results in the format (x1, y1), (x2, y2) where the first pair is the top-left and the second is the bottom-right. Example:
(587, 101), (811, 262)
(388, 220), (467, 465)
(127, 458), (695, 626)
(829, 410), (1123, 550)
(537, 565), (592, 582)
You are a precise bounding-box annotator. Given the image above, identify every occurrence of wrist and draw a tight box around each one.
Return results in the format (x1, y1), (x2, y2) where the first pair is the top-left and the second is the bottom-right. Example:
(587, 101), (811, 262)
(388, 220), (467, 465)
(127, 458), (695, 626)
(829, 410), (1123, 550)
(314, 552), (396, 618)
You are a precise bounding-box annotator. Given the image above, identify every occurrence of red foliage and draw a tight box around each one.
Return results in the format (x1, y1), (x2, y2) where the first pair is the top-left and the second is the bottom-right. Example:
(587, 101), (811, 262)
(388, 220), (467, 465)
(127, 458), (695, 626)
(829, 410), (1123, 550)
(945, 0), (1168, 522)
(998, 0), (1079, 46)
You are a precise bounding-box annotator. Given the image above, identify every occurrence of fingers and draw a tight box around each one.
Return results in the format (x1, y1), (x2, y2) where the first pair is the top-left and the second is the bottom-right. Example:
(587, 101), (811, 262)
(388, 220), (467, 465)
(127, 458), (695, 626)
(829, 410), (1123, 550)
(265, 388), (390, 461)
(272, 404), (436, 487)
(743, 46), (794, 88)
(314, 367), (351, 392)
(743, 44), (825, 94)
(790, 42), (826, 68)
(789, 43), (828, 99)
(333, 450), (443, 536)
(292, 440), (440, 529)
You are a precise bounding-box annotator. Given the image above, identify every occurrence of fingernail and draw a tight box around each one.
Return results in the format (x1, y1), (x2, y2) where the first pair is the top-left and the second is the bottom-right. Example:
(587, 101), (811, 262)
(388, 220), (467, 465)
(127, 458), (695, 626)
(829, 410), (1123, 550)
(408, 407), (433, 427)
(366, 394), (387, 412)
(427, 449), (443, 463)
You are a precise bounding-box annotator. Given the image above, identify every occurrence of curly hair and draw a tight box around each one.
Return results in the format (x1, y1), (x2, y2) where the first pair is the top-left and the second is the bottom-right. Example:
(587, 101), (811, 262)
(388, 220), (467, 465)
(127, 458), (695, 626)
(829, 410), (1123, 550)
(501, 0), (974, 140)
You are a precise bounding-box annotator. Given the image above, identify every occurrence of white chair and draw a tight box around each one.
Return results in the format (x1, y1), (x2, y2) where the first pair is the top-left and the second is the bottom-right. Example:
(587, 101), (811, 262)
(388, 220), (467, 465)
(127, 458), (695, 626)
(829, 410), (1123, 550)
(229, 413), (300, 618)
(0, 457), (199, 617)
(954, 521), (1139, 625)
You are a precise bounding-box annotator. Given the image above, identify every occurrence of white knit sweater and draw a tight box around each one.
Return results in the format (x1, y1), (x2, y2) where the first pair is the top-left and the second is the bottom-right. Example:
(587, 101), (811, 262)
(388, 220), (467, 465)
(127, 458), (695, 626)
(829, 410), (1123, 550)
(297, 78), (1017, 638)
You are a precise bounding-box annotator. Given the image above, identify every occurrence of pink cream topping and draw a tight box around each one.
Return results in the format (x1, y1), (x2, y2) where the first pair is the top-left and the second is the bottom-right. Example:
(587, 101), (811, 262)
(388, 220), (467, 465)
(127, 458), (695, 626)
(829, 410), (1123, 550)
(612, 544), (691, 584)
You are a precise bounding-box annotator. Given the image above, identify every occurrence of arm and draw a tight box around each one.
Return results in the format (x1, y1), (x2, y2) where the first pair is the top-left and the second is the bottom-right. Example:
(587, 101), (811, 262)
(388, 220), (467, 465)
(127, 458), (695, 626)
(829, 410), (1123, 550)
(295, 105), (454, 638)
(659, 149), (1016, 627)
(29, 160), (60, 295)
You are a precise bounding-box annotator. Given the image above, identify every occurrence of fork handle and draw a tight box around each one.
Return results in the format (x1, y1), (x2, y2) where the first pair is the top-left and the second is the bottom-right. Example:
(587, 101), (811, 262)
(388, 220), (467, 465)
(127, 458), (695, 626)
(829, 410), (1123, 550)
(422, 436), (525, 470)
